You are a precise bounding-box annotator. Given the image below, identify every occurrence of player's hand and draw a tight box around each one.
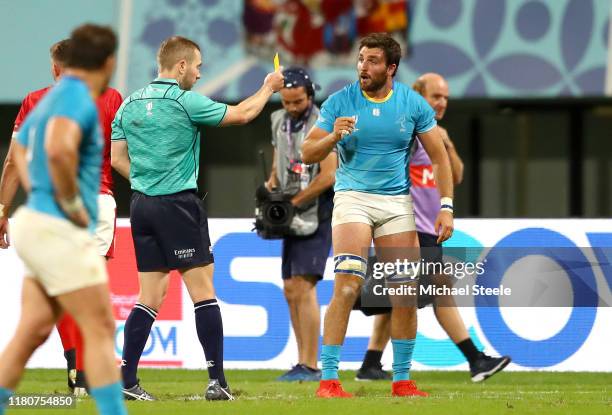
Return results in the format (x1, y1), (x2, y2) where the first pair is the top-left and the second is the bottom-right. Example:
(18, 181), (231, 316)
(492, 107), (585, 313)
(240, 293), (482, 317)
(0, 217), (10, 249)
(264, 68), (285, 93)
(332, 117), (356, 142)
(66, 207), (90, 229)
(435, 210), (454, 244)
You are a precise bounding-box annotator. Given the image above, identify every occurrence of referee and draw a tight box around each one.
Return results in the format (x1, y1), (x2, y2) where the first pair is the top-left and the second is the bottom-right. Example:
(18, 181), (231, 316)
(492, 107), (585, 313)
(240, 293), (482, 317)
(111, 36), (284, 401)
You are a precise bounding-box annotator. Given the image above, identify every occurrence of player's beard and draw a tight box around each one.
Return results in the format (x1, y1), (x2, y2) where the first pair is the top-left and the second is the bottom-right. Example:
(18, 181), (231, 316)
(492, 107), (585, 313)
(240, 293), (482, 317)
(359, 71), (387, 94)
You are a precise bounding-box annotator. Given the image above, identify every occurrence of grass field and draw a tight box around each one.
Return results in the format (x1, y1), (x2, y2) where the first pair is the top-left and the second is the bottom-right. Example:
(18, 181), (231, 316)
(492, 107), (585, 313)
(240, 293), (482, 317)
(10, 369), (611, 415)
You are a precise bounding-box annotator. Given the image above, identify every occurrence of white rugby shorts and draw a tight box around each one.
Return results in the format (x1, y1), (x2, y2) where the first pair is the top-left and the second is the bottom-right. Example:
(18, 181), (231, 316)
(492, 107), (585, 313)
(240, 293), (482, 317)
(94, 193), (116, 258)
(332, 190), (416, 238)
(12, 207), (108, 296)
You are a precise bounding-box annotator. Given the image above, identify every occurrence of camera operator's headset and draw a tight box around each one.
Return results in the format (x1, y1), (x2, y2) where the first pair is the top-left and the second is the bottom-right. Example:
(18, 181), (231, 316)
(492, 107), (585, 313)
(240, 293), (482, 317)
(254, 68), (320, 239)
(283, 67), (320, 98)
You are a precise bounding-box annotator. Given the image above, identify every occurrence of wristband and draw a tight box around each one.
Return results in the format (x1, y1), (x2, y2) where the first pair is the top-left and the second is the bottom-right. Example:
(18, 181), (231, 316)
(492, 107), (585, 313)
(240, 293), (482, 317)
(440, 197), (453, 213)
(58, 195), (84, 215)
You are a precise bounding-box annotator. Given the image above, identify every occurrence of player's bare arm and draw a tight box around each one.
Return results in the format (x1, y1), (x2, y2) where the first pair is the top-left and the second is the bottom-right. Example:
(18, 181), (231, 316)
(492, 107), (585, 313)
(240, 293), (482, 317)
(0, 139), (21, 248)
(111, 140), (130, 180)
(439, 126), (464, 184)
(418, 126), (454, 243)
(301, 117), (355, 164)
(220, 70), (285, 126)
(290, 151), (337, 207)
(44, 116), (89, 228)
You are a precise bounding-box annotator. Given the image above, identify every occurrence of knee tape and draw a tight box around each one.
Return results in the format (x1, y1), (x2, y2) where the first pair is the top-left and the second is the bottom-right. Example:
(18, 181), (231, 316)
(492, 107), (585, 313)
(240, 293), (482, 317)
(334, 254), (367, 278)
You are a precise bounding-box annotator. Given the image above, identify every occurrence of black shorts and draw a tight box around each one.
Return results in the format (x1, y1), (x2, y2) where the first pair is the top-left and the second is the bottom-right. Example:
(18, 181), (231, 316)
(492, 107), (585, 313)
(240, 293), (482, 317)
(281, 216), (332, 280)
(415, 232), (443, 308)
(354, 231), (443, 315)
(130, 190), (214, 272)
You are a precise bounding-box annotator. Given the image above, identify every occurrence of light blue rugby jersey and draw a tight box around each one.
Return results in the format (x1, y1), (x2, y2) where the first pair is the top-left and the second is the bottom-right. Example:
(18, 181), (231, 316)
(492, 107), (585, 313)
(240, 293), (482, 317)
(315, 81), (436, 195)
(16, 76), (102, 232)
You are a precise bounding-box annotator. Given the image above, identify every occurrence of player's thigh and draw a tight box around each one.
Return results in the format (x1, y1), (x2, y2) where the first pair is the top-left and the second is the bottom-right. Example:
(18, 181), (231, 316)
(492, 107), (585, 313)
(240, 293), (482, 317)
(374, 230), (419, 262)
(55, 283), (115, 337)
(332, 222), (373, 256)
(15, 278), (61, 344)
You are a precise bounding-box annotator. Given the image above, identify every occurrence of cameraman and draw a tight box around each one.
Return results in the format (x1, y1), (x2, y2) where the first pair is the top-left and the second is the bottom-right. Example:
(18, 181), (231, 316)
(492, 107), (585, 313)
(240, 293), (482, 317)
(265, 68), (336, 381)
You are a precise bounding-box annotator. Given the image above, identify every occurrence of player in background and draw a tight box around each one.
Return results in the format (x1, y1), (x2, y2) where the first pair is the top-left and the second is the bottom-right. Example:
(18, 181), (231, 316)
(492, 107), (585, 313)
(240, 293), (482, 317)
(356, 73), (511, 383)
(0, 24), (127, 415)
(0, 39), (122, 396)
(302, 33), (454, 398)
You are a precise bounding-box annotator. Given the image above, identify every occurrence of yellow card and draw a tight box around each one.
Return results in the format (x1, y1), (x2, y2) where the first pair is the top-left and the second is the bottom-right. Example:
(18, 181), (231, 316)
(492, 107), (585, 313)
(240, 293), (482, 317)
(273, 53), (280, 72)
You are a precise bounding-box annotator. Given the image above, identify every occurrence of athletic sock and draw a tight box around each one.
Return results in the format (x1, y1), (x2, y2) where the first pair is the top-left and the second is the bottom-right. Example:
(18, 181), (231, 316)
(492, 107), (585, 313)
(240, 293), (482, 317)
(121, 303), (157, 388)
(456, 338), (481, 364)
(0, 387), (14, 415)
(74, 323), (84, 372)
(391, 339), (415, 382)
(321, 344), (342, 380)
(63, 349), (76, 383)
(75, 370), (88, 389)
(361, 349), (383, 369)
(90, 382), (127, 415)
(194, 299), (226, 388)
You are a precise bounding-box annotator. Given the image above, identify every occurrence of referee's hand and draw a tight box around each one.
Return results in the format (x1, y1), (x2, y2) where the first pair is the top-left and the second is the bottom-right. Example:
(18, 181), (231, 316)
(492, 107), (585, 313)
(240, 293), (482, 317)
(435, 211), (454, 244)
(264, 69), (285, 93)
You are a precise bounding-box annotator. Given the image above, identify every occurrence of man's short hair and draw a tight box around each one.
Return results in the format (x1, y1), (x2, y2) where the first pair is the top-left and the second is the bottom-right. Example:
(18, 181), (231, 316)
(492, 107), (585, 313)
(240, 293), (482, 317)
(65, 24), (117, 70)
(50, 39), (71, 66)
(157, 36), (200, 71)
(359, 33), (402, 77)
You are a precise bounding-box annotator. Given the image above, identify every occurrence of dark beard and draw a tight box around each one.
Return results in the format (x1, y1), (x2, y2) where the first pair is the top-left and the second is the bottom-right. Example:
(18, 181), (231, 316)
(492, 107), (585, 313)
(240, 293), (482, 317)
(360, 74), (387, 94)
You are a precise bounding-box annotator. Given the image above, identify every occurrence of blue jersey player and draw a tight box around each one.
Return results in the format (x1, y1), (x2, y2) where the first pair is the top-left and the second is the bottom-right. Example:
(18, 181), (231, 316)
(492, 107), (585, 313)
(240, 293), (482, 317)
(0, 25), (127, 415)
(302, 33), (455, 398)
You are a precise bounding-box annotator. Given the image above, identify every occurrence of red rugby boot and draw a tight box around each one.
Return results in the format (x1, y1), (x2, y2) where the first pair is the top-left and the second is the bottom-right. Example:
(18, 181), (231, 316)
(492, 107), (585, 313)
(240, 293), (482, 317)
(391, 380), (429, 397)
(316, 380), (353, 398)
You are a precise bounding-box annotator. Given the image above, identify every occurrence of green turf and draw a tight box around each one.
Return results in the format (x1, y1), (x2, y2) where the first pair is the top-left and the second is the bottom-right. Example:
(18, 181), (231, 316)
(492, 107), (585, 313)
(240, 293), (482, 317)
(9, 369), (611, 415)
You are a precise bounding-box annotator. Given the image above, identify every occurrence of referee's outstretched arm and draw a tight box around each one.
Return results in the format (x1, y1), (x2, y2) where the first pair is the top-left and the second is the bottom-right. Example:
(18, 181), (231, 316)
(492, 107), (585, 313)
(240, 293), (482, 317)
(219, 71), (284, 126)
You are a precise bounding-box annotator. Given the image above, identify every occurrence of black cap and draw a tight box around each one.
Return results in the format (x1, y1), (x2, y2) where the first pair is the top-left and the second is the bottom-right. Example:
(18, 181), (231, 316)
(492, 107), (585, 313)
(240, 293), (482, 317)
(282, 67), (320, 97)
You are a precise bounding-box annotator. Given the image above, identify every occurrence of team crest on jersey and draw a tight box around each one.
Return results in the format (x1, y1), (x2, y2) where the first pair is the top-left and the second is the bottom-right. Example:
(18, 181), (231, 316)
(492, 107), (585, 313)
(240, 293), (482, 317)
(396, 114), (407, 132)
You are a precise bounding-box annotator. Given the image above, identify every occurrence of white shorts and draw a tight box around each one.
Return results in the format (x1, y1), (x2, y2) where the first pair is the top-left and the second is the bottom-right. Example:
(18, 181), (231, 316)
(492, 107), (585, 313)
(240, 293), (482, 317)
(11, 207), (108, 297)
(332, 191), (416, 238)
(94, 193), (116, 258)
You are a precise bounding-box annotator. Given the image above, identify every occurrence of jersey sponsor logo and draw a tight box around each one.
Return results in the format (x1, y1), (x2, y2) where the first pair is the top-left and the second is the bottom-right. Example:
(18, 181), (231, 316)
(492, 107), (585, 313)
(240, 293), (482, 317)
(410, 164), (436, 188)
